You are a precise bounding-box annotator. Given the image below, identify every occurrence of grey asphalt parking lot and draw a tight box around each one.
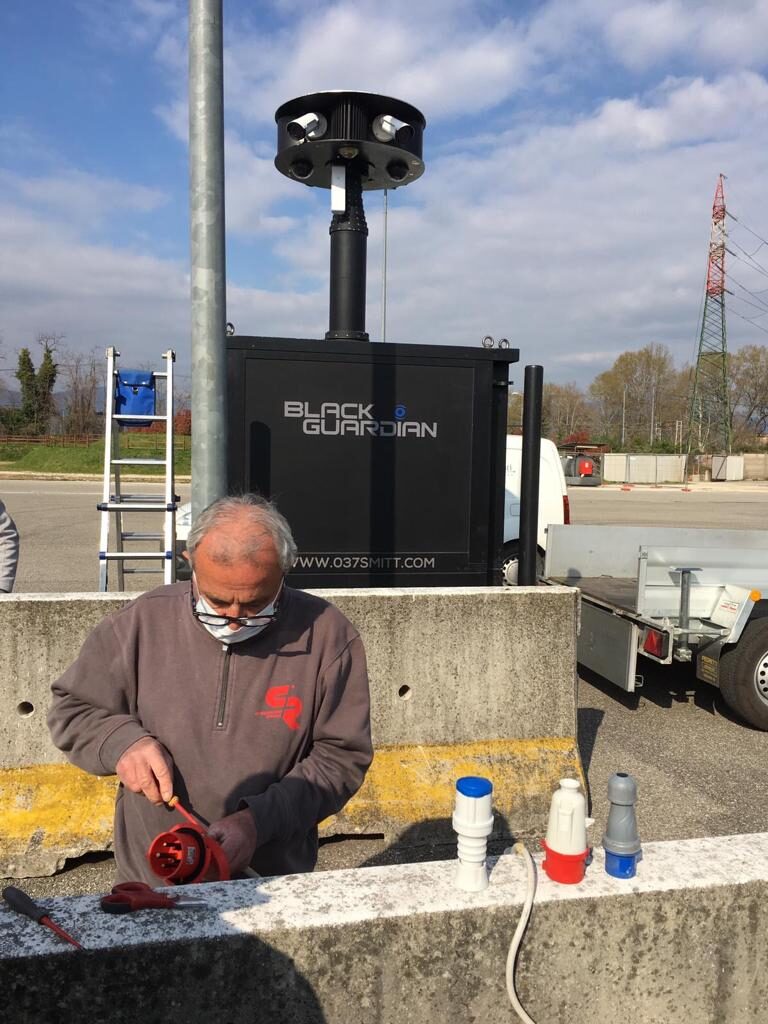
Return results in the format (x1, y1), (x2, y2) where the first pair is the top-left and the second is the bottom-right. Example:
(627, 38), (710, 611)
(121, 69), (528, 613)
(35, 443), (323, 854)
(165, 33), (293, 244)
(1, 477), (767, 897)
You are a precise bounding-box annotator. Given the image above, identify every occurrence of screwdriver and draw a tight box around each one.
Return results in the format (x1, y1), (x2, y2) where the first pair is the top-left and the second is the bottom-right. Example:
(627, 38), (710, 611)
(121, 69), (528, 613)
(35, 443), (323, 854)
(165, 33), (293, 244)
(2, 886), (83, 950)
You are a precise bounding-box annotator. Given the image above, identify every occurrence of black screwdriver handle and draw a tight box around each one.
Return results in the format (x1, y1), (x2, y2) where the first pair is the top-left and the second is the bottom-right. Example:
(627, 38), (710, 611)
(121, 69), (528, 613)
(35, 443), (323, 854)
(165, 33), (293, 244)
(2, 886), (48, 923)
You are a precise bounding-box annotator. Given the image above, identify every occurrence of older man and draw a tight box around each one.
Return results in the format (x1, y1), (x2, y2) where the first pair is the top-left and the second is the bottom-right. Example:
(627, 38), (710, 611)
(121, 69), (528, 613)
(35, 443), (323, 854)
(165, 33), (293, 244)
(0, 497), (19, 593)
(48, 494), (372, 884)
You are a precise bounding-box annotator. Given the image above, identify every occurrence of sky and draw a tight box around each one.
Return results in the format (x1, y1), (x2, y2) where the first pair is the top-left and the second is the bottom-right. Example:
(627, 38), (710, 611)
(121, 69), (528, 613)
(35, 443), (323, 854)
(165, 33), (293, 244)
(3, 0), (768, 393)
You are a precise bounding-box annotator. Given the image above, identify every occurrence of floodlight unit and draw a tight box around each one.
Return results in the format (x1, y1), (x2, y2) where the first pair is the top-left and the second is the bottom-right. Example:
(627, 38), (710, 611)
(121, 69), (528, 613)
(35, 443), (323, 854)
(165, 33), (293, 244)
(275, 91), (425, 341)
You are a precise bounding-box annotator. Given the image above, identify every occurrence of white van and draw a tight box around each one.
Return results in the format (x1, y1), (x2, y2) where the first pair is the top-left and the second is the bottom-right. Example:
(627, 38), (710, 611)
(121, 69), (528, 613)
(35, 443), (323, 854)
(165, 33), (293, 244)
(501, 434), (570, 585)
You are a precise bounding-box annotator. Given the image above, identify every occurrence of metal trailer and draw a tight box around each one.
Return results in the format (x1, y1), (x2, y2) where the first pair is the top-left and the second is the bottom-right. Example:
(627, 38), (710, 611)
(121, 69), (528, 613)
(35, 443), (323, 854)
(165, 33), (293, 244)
(545, 525), (768, 730)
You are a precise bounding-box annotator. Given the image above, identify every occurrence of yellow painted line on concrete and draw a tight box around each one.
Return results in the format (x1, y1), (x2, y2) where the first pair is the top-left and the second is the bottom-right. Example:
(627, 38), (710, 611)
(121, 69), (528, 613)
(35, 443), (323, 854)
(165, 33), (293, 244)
(323, 736), (583, 834)
(0, 764), (117, 870)
(3, 738), (583, 869)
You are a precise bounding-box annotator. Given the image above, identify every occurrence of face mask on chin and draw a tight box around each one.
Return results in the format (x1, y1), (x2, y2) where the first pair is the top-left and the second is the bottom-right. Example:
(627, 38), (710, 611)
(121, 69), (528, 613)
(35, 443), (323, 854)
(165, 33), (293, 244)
(194, 588), (279, 645)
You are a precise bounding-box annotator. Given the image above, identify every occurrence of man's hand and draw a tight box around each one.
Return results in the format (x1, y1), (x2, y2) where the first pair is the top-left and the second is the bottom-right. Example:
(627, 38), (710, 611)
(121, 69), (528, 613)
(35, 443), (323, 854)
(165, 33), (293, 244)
(208, 809), (258, 874)
(116, 736), (174, 805)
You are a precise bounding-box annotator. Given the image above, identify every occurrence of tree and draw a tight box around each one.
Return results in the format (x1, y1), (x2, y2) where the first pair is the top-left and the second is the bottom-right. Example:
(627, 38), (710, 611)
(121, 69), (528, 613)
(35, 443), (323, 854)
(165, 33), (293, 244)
(16, 348), (38, 429)
(542, 382), (593, 443)
(57, 347), (103, 435)
(589, 343), (687, 449)
(14, 335), (60, 435)
(729, 345), (768, 446)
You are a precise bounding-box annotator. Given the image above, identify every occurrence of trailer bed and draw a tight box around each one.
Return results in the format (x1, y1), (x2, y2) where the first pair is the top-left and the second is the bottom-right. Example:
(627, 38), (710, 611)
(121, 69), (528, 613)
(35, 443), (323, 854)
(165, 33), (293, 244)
(550, 575), (638, 611)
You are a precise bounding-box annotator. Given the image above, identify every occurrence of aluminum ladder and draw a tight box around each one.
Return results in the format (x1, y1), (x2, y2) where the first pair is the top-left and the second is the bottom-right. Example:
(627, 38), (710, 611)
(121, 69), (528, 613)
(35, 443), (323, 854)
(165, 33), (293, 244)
(97, 347), (178, 591)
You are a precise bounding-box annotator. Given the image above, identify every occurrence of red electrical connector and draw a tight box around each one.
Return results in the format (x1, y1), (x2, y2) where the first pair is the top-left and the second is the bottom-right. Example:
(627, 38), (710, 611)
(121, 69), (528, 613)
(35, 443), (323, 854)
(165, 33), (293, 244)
(147, 796), (230, 884)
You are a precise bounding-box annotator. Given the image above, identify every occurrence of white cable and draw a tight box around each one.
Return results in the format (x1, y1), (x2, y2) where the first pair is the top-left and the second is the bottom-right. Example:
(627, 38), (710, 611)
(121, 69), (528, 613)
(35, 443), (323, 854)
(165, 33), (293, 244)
(505, 842), (538, 1024)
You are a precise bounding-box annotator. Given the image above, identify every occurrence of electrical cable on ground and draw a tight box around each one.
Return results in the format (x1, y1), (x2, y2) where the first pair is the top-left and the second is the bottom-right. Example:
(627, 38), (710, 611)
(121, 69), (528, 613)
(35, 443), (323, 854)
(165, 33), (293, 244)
(506, 842), (538, 1024)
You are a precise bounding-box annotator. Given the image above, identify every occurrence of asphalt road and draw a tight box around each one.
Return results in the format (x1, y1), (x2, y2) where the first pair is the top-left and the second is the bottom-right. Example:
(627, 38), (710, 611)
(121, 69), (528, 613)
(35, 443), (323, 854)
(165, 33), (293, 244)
(2, 477), (767, 897)
(0, 478), (191, 593)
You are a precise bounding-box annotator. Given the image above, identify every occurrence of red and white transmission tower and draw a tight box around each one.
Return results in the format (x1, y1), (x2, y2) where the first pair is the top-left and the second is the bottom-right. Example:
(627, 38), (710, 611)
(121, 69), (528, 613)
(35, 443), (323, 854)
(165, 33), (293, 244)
(687, 174), (732, 454)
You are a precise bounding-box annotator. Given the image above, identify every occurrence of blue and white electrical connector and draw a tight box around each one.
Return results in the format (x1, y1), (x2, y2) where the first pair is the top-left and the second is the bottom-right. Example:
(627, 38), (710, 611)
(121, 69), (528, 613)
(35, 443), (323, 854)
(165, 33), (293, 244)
(452, 776), (494, 892)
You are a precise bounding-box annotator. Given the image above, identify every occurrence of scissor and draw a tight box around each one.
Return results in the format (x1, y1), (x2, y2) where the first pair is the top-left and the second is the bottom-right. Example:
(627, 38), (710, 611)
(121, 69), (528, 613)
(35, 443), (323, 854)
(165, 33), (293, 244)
(99, 882), (208, 914)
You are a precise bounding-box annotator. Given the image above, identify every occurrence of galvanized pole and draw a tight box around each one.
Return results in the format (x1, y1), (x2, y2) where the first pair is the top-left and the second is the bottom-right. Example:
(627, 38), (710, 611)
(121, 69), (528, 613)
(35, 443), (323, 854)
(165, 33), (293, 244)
(649, 385), (656, 447)
(189, 0), (227, 517)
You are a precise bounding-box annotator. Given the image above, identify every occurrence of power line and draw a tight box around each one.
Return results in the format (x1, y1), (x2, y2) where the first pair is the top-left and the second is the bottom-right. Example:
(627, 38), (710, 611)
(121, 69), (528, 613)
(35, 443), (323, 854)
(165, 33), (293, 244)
(728, 276), (768, 315)
(727, 240), (768, 281)
(726, 209), (768, 251)
(729, 306), (768, 339)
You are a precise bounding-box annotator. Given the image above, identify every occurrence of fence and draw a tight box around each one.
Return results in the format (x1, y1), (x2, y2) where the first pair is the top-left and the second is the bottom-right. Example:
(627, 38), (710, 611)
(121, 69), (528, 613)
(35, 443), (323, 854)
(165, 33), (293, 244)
(602, 453), (746, 484)
(0, 434), (191, 451)
(602, 454), (686, 484)
(0, 434), (101, 447)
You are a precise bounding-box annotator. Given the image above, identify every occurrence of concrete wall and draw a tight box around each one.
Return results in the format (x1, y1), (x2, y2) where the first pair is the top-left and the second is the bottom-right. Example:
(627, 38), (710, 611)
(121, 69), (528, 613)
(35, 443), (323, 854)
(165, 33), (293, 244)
(602, 454), (686, 484)
(1, 832), (766, 1024)
(743, 453), (768, 479)
(0, 587), (580, 875)
(712, 454), (745, 481)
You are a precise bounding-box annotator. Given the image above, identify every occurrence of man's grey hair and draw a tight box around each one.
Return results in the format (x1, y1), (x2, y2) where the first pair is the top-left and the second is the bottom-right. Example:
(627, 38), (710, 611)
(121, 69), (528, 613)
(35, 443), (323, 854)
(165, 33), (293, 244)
(186, 494), (297, 572)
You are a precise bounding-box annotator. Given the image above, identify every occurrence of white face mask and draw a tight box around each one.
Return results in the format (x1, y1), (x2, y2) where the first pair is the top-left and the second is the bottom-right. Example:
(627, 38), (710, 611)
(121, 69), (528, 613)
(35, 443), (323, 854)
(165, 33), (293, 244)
(194, 585), (280, 645)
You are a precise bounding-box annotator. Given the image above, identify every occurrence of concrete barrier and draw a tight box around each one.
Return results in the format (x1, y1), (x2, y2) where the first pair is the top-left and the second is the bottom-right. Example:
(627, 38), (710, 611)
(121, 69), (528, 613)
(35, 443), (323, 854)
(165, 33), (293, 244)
(603, 453), (686, 484)
(1, 833), (766, 1023)
(0, 586), (580, 876)
(743, 453), (768, 480)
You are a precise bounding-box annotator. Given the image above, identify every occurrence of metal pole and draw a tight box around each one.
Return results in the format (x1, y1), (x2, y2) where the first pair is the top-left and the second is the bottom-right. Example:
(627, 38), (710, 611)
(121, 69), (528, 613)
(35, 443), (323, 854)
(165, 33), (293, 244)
(189, 0), (227, 517)
(675, 567), (700, 661)
(649, 385), (655, 447)
(518, 365), (543, 586)
(621, 384), (626, 447)
(381, 189), (388, 342)
(326, 167), (369, 341)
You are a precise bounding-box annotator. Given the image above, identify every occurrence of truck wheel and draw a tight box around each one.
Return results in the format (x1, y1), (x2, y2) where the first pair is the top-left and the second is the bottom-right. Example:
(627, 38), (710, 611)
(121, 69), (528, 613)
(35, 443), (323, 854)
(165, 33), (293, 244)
(501, 543), (543, 586)
(719, 618), (768, 731)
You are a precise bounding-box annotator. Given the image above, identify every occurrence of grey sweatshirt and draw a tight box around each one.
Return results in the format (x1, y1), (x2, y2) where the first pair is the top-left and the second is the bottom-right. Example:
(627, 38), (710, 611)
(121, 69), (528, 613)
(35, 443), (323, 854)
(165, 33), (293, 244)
(48, 582), (372, 884)
(0, 498), (19, 592)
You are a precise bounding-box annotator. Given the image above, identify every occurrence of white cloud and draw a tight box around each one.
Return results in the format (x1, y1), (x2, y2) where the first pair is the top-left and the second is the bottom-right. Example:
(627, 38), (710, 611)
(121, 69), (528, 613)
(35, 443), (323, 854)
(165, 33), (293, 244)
(224, 135), (298, 237)
(1, 170), (168, 226)
(604, 0), (768, 70)
(5, 0), (768, 390)
(76, 0), (182, 49)
(222, 4), (532, 125)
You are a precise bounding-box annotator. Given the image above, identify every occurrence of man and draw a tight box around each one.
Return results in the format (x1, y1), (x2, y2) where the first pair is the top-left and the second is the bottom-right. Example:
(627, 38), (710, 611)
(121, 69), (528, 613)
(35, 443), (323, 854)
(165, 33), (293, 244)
(48, 494), (372, 884)
(0, 497), (19, 593)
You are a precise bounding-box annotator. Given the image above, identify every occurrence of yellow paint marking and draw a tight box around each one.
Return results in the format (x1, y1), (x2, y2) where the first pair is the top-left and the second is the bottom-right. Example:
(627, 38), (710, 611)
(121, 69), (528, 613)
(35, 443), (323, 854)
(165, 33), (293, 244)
(323, 737), (582, 834)
(2, 739), (583, 864)
(0, 764), (117, 854)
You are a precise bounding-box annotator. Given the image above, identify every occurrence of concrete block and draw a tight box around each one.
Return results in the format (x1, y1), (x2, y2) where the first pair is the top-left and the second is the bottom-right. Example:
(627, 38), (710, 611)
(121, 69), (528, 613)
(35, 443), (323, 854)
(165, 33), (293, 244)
(1, 587), (580, 875)
(1, 833), (766, 1024)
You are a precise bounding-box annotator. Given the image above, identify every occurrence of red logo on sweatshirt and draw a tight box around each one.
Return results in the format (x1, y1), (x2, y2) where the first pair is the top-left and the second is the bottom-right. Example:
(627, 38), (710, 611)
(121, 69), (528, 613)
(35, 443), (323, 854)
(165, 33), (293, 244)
(256, 685), (302, 731)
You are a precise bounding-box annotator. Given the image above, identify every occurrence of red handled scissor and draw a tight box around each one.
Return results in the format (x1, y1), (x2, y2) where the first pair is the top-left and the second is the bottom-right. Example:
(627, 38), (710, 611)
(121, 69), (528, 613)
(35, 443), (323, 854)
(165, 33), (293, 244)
(100, 882), (208, 914)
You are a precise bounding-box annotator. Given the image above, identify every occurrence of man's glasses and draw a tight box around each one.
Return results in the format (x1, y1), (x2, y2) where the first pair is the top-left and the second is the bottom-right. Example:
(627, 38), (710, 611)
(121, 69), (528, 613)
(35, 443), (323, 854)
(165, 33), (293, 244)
(191, 581), (283, 628)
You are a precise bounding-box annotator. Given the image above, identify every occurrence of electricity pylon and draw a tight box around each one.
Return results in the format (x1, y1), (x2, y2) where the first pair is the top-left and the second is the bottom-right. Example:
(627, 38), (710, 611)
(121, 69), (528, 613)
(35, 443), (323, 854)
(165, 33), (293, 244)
(687, 174), (732, 455)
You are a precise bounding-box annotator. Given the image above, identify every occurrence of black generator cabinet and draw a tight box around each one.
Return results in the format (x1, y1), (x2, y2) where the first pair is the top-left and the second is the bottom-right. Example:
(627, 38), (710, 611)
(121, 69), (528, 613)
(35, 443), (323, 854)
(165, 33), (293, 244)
(227, 336), (519, 587)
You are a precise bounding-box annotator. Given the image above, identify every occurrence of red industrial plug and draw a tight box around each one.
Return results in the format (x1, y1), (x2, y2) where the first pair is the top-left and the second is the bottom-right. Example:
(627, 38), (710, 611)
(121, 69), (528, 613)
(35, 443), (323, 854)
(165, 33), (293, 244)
(147, 797), (231, 884)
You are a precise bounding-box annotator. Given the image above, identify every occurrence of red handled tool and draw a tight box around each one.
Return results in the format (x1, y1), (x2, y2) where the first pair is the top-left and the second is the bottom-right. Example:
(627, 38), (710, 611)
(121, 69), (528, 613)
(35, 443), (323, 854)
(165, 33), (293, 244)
(100, 882), (207, 914)
(2, 886), (83, 950)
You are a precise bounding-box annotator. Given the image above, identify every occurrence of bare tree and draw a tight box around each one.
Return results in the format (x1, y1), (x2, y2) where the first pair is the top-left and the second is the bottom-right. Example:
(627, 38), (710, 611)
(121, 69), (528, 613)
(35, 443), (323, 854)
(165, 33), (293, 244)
(542, 382), (593, 443)
(56, 346), (103, 436)
(729, 345), (768, 446)
(589, 343), (687, 448)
